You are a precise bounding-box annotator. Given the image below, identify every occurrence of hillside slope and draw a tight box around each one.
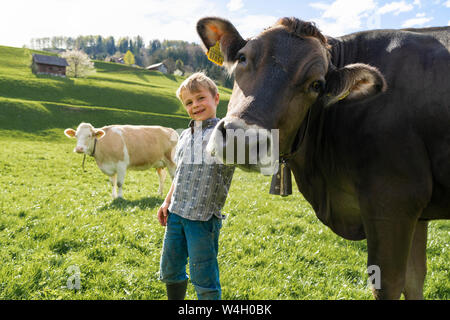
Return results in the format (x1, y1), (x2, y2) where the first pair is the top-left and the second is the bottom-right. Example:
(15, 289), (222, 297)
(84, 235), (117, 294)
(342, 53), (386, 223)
(0, 45), (231, 140)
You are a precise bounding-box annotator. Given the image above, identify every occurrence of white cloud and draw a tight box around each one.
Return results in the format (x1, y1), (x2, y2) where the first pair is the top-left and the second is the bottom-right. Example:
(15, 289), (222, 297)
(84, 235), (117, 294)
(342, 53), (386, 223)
(319, 0), (377, 20)
(377, 1), (414, 15)
(413, 0), (421, 7)
(232, 15), (278, 39)
(309, 2), (330, 10)
(402, 13), (433, 27)
(444, 0), (450, 7)
(0, 0), (220, 47)
(309, 0), (377, 36)
(227, 0), (244, 12)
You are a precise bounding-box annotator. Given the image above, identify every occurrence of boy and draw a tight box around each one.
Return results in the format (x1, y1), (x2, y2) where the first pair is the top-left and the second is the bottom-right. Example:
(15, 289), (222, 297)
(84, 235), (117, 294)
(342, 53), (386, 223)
(157, 72), (235, 300)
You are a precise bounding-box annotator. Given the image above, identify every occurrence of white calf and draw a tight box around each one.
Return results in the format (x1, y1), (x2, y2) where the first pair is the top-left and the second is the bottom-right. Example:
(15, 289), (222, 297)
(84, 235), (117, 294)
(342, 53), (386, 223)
(64, 122), (178, 198)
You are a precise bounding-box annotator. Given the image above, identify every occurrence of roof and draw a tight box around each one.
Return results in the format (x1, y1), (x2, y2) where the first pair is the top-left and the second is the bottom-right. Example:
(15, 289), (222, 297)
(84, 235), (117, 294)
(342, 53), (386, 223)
(146, 62), (166, 70)
(32, 54), (69, 67)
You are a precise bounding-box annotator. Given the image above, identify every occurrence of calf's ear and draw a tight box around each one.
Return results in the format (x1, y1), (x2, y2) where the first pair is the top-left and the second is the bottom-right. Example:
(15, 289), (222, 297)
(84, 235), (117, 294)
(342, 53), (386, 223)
(197, 17), (247, 70)
(95, 129), (105, 140)
(324, 63), (387, 106)
(64, 128), (76, 138)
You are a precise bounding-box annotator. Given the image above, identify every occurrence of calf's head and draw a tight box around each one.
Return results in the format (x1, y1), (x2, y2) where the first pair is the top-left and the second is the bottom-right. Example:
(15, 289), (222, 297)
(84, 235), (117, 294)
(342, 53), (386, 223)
(197, 17), (386, 173)
(64, 122), (105, 155)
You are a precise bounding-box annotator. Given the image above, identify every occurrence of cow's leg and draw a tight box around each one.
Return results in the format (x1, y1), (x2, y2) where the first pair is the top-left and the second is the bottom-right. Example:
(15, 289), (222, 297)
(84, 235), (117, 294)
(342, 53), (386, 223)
(156, 167), (167, 196)
(109, 174), (117, 198)
(116, 165), (126, 198)
(165, 151), (177, 179)
(403, 220), (428, 300)
(363, 215), (417, 300)
(167, 162), (176, 180)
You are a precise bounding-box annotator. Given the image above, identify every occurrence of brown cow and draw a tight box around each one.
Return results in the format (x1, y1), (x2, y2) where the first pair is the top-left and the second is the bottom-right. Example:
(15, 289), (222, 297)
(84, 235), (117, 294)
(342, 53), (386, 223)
(64, 122), (178, 198)
(197, 17), (450, 299)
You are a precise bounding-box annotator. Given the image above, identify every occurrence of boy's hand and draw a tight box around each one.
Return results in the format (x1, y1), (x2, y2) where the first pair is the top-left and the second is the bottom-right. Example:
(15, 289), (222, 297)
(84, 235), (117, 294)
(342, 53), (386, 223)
(157, 202), (170, 226)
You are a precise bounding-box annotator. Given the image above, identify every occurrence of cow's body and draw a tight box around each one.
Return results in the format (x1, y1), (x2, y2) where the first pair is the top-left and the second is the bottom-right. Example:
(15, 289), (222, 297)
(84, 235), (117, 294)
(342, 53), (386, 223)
(197, 17), (449, 299)
(305, 28), (450, 238)
(65, 123), (178, 198)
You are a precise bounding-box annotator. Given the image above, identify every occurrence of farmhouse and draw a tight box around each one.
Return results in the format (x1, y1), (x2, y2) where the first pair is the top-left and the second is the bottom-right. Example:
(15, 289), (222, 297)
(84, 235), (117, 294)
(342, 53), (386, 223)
(146, 62), (168, 74)
(32, 54), (69, 77)
(106, 56), (125, 64)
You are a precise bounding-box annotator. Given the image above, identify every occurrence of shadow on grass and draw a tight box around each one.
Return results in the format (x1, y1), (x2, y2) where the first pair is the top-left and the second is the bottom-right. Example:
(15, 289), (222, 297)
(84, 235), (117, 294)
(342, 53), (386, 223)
(99, 196), (162, 211)
(35, 74), (75, 85)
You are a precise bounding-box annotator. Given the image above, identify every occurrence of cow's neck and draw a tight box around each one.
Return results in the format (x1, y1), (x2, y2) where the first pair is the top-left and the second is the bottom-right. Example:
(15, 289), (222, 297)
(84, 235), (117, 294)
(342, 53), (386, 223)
(288, 94), (333, 206)
(328, 36), (346, 68)
(90, 138), (98, 157)
(328, 34), (370, 67)
(289, 100), (326, 180)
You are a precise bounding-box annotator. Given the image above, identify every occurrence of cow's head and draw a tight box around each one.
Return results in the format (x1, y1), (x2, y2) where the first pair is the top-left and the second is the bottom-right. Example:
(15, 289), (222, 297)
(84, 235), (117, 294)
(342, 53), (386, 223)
(197, 17), (386, 173)
(64, 122), (105, 155)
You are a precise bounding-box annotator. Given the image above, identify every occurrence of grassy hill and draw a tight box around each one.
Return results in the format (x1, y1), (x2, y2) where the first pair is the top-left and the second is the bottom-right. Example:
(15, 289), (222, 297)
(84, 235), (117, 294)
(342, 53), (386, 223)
(0, 45), (232, 140)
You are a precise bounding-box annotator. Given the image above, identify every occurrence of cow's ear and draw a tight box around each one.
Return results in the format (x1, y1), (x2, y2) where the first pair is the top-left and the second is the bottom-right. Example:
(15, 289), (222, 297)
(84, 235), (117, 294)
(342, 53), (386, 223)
(95, 129), (105, 140)
(323, 63), (387, 106)
(64, 128), (76, 138)
(197, 17), (247, 70)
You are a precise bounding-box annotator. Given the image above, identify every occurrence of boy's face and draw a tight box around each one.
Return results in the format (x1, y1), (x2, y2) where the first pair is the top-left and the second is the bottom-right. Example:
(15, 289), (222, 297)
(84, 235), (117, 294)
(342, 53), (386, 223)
(181, 87), (219, 121)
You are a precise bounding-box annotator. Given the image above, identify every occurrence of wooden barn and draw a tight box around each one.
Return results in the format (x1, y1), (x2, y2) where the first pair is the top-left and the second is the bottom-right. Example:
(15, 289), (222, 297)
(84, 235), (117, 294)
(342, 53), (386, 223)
(146, 62), (168, 74)
(32, 54), (69, 77)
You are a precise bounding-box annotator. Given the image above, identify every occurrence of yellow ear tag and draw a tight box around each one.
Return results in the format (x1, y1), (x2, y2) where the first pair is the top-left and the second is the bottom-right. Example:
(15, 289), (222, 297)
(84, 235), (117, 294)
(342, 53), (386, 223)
(338, 90), (350, 101)
(207, 41), (224, 66)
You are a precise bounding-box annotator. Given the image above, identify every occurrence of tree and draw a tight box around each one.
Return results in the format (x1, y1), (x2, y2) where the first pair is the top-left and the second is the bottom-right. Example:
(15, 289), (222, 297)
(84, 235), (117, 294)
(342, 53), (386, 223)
(123, 50), (135, 65)
(134, 36), (144, 54)
(60, 50), (95, 78)
(117, 37), (129, 53)
(149, 39), (161, 53)
(105, 36), (116, 55)
(175, 59), (185, 75)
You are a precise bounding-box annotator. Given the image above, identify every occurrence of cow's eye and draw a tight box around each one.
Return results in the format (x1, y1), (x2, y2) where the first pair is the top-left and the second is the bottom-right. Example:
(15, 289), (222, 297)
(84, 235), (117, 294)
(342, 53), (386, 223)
(238, 54), (246, 64)
(310, 80), (324, 93)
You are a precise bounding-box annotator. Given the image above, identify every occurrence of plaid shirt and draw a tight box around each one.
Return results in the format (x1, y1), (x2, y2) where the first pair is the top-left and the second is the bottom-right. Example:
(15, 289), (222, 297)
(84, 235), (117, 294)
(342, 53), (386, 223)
(168, 118), (235, 221)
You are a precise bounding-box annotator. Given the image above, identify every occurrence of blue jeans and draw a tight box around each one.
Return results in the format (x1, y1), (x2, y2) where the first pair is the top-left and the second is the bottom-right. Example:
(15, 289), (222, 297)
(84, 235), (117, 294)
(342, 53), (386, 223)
(159, 211), (222, 300)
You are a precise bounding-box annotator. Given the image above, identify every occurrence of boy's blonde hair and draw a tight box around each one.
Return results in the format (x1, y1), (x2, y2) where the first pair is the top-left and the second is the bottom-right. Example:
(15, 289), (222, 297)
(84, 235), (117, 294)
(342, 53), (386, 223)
(176, 72), (218, 102)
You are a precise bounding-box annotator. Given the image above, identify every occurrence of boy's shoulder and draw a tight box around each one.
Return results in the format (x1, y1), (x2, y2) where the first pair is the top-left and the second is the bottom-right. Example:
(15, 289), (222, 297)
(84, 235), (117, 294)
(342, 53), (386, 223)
(178, 117), (221, 142)
(189, 117), (220, 130)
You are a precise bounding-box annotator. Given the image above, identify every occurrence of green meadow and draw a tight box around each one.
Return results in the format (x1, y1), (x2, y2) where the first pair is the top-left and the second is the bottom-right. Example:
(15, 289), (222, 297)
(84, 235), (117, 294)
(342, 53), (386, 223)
(0, 45), (448, 300)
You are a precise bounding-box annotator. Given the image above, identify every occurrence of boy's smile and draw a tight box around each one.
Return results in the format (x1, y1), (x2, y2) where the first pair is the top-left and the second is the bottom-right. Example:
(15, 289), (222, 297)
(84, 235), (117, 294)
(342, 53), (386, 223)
(182, 87), (219, 121)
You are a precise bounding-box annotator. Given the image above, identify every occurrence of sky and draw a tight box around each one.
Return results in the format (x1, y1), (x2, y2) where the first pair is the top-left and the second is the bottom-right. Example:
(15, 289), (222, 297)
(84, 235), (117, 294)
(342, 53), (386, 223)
(0, 0), (449, 48)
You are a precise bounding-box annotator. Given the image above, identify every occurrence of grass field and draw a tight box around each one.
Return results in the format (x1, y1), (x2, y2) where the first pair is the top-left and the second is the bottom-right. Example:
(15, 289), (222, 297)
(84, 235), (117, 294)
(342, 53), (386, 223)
(0, 45), (448, 300)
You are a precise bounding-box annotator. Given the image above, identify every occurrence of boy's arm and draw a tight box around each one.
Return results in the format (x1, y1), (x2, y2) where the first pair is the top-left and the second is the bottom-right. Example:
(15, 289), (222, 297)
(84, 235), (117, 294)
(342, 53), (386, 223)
(157, 181), (175, 226)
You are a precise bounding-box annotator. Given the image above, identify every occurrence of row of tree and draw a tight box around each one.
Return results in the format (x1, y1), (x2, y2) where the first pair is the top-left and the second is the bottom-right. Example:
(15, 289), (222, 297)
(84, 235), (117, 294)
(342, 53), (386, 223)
(30, 36), (233, 88)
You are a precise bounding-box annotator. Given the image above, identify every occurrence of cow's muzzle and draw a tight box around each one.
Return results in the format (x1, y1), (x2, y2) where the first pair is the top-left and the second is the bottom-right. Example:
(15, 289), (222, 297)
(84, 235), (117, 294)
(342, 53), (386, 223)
(74, 146), (85, 154)
(207, 118), (279, 175)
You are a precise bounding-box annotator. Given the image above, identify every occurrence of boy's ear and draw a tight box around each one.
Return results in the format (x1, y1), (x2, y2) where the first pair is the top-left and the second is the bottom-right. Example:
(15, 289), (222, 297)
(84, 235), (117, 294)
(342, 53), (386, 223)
(323, 63), (387, 106)
(197, 17), (247, 71)
(64, 128), (76, 138)
(215, 92), (220, 105)
(94, 129), (105, 140)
